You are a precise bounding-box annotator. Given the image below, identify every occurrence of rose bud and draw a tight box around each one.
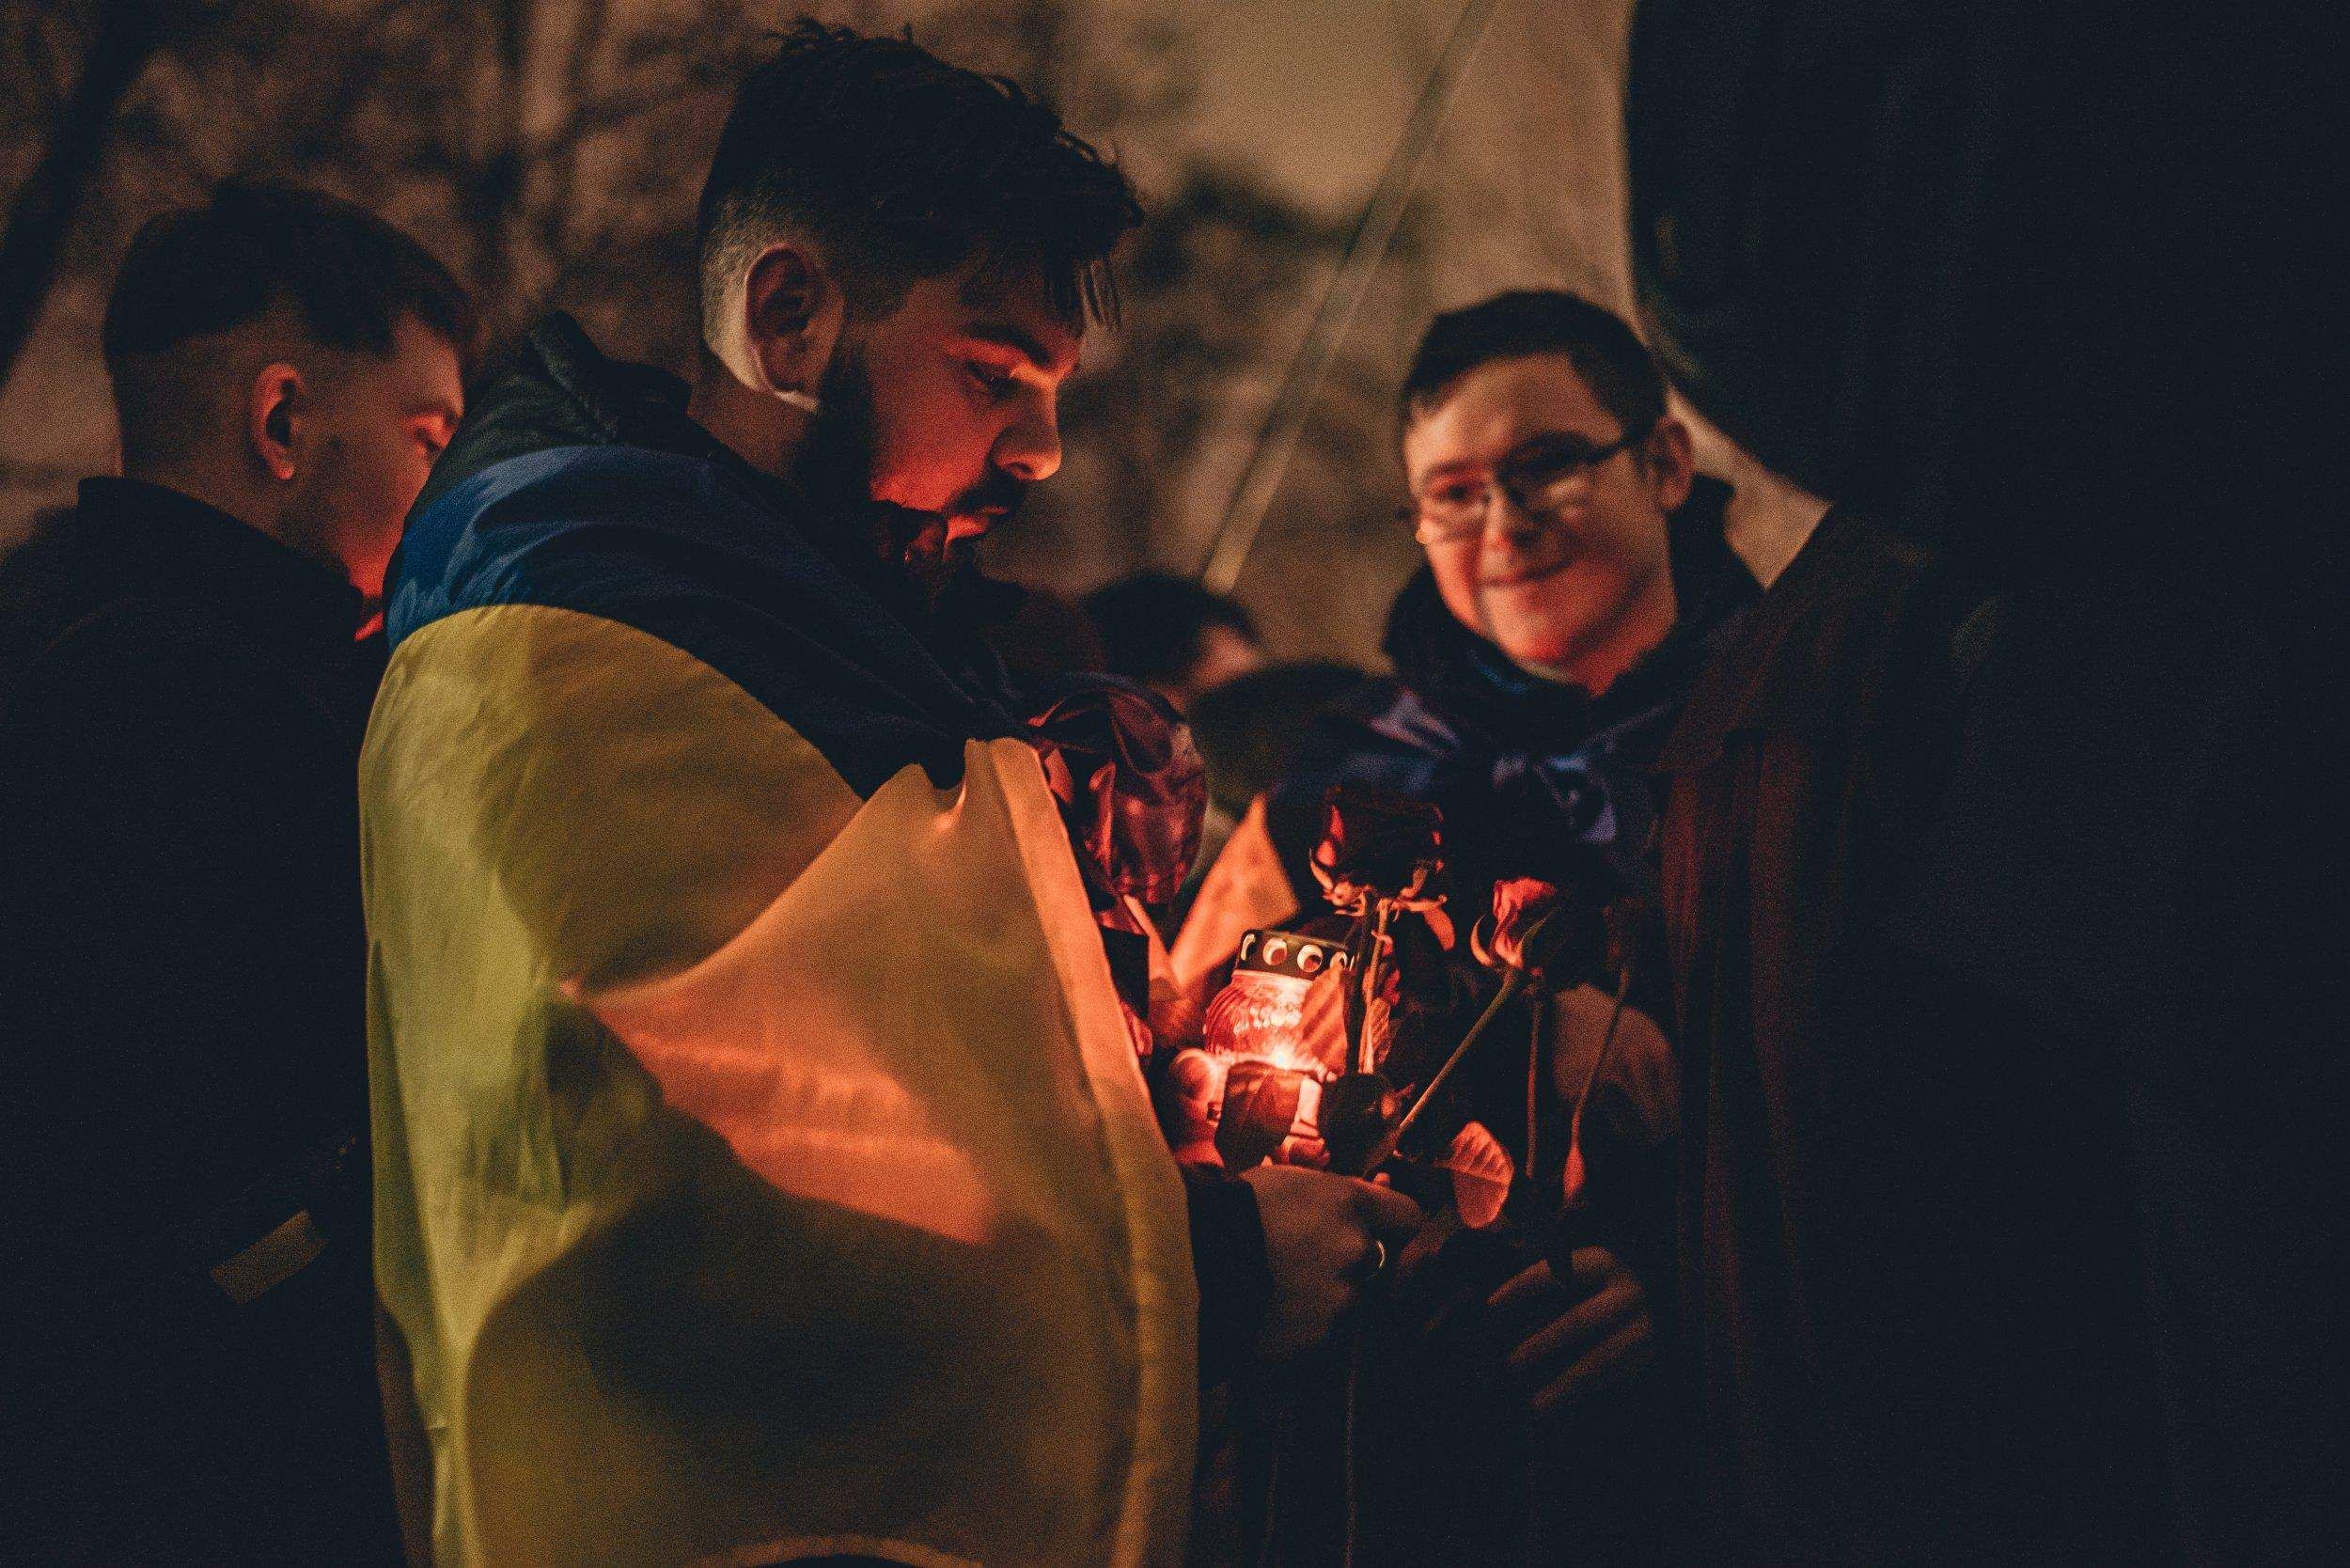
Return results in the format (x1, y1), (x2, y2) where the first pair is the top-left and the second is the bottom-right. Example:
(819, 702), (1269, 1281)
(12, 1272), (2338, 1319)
(1471, 875), (1611, 984)
(1472, 877), (1564, 975)
(1308, 784), (1443, 914)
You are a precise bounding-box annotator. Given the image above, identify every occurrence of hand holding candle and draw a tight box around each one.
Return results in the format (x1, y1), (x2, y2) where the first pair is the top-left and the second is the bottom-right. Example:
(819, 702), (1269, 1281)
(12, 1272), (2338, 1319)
(1244, 1163), (1423, 1357)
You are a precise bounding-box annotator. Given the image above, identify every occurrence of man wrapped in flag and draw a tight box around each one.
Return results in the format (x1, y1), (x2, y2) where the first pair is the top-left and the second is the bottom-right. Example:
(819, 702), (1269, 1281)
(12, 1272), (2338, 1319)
(362, 24), (1416, 1567)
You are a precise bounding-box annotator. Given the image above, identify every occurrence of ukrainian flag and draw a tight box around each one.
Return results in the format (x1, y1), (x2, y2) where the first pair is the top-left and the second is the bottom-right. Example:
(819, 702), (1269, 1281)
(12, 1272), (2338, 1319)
(364, 439), (1196, 1566)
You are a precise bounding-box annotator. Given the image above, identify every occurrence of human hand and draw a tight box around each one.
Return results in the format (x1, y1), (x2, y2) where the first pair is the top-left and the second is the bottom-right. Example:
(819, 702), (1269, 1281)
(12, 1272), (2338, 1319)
(1486, 1245), (1654, 1417)
(1390, 1210), (1522, 1370)
(1241, 1163), (1422, 1358)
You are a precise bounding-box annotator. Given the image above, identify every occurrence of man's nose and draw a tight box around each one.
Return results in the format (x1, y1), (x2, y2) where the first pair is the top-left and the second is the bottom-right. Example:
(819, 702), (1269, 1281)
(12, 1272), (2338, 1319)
(994, 392), (1062, 483)
(1483, 487), (1548, 546)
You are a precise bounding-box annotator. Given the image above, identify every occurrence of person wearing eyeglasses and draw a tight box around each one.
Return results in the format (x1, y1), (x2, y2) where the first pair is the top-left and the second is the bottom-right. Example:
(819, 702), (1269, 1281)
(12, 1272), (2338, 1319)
(1171, 289), (1753, 1563)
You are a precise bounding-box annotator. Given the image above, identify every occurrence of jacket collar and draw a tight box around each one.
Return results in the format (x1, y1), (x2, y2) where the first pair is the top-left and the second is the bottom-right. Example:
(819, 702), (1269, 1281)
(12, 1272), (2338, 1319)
(70, 477), (366, 652)
(415, 312), (949, 631)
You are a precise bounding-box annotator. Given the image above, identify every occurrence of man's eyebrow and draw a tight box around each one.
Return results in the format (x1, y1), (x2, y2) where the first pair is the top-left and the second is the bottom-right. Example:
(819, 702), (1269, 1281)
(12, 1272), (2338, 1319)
(1426, 430), (1605, 469)
(1512, 429), (1607, 451)
(1414, 429), (1607, 484)
(960, 321), (1070, 374)
(1416, 456), (1487, 482)
(1421, 445), (1546, 477)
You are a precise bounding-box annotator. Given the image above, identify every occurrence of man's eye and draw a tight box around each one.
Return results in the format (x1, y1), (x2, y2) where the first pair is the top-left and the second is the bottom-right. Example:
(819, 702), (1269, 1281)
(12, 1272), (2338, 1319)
(1517, 444), (1600, 481)
(1429, 479), (1484, 509)
(964, 363), (1015, 399)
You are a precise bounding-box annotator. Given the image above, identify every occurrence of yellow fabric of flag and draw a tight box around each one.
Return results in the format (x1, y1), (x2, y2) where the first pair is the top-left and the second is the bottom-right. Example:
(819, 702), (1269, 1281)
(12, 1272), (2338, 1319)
(363, 602), (1196, 1566)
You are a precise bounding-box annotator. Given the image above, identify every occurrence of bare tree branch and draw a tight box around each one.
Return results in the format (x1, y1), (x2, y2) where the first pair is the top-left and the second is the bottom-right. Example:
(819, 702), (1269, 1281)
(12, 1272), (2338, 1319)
(522, 81), (670, 166)
(0, 0), (197, 396)
(274, 0), (432, 166)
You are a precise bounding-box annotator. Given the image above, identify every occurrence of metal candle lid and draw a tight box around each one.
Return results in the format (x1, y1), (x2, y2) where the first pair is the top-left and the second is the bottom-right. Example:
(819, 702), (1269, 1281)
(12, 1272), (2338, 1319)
(1232, 928), (1354, 983)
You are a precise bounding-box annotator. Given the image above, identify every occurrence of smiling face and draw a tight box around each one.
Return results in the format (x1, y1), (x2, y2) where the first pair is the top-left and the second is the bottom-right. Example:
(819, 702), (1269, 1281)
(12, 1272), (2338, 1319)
(1401, 353), (1690, 693)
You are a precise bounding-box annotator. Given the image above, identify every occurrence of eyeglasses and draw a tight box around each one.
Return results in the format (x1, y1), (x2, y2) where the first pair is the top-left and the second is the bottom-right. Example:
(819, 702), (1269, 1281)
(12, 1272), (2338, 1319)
(1402, 429), (1649, 544)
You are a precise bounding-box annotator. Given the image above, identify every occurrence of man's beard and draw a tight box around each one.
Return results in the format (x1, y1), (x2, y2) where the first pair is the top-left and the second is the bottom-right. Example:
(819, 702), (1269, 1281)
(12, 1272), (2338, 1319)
(790, 344), (1027, 610)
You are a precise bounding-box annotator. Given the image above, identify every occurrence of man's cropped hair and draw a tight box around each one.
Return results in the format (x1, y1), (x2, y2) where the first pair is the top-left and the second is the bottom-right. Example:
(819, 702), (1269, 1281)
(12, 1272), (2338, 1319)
(102, 178), (479, 379)
(697, 21), (1144, 339)
(1400, 290), (1668, 445)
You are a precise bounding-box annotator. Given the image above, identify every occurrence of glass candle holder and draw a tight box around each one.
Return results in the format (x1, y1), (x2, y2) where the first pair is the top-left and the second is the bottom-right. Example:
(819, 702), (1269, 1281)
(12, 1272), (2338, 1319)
(1198, 929), (1353, 1167)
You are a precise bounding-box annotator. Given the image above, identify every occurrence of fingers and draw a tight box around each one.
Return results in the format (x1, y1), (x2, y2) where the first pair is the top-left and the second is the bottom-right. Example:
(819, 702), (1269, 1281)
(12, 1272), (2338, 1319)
(1240, 1165), (1422, 1359)
(1355, 1176), (1424, 1244)
(1528, 1310), (1655, 1418)
(1400, 1239), (1658, 1414)
(1344, 1178), (1421, 1281)
(1484, 1257), (1560, 1320)
(1413, 1280), (1486, 1346)
(1504, 1272), (1643, 1381)
(1479, 1258), (1570, 1354)
(1393, 1208), (1454, 1282)
(1490, 1245), (1626, 1316)
(1559, 1243), (1632, 1293)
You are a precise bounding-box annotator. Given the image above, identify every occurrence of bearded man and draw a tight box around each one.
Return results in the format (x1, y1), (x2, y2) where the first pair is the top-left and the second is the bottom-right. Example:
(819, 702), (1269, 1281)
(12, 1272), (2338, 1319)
(361, 23), (1412, 1568)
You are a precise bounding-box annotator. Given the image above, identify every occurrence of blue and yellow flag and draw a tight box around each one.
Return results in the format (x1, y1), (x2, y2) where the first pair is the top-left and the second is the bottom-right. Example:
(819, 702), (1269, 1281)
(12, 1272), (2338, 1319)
(364, 435), (1196, 1567)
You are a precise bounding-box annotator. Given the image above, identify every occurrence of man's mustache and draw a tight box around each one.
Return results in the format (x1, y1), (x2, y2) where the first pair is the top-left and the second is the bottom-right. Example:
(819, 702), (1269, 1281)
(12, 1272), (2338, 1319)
(942, 470), (1030, 525)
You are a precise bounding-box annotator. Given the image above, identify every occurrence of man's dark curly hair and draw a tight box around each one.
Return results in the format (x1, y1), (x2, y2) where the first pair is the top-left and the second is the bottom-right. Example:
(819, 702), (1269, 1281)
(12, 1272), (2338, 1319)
(697, 21), (1143, 337)
(1398, 289), (1668, 444)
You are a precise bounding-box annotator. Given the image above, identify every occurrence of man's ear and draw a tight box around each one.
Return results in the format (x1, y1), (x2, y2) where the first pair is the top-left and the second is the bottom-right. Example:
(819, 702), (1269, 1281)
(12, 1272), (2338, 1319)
(1644, 414), (1697, 513)
(740, 241), (844, 407)
(247, 363), (305, 482)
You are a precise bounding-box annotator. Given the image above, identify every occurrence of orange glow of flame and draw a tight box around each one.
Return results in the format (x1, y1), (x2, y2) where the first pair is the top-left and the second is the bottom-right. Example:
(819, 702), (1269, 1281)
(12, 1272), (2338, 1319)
(1200, 967), (1352, 1080)
(567, 968), (997, 1247)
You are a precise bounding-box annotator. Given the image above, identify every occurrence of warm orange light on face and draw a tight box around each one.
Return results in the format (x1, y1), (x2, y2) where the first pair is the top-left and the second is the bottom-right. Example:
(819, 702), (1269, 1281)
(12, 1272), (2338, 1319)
(1402, 353), (1678, 688)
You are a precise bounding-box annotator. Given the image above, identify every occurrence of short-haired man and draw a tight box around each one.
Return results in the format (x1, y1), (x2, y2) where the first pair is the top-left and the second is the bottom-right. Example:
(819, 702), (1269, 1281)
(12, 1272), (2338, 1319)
(1175, 289), (1753, 1561)
(0, 179), (474, 1561)
(362, 23), (1412, 1566)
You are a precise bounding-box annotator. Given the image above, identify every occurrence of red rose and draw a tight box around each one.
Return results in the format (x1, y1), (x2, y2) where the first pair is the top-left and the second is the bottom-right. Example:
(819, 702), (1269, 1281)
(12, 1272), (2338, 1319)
(1473, 876), (1565, 975)
(1308, 784), (1443, 914)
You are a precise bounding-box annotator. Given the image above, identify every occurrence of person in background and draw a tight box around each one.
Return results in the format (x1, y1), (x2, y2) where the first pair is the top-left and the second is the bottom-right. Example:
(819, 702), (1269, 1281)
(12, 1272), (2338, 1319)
(0, 178), (475, 1563)
(1176, 657), (1364, 921)
(1184, 661), (1367, 818)
(1174, 289), (1754, 1563)
(965, 579), (1112, 682)
(361, 24), (1413, 1565)
(1085, 569), (1266, 713)
(1628, 0), (2335, 1559)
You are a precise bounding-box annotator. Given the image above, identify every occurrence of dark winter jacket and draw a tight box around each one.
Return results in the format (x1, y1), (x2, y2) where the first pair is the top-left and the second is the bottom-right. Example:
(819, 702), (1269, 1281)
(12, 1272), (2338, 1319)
(0, 477), (397, 1561)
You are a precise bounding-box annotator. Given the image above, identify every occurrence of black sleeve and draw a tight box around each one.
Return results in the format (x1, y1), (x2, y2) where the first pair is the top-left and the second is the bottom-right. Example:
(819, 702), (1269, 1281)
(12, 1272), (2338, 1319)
(0, 605), (367, 1265)
(1182, 1162), (1271, 1387)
